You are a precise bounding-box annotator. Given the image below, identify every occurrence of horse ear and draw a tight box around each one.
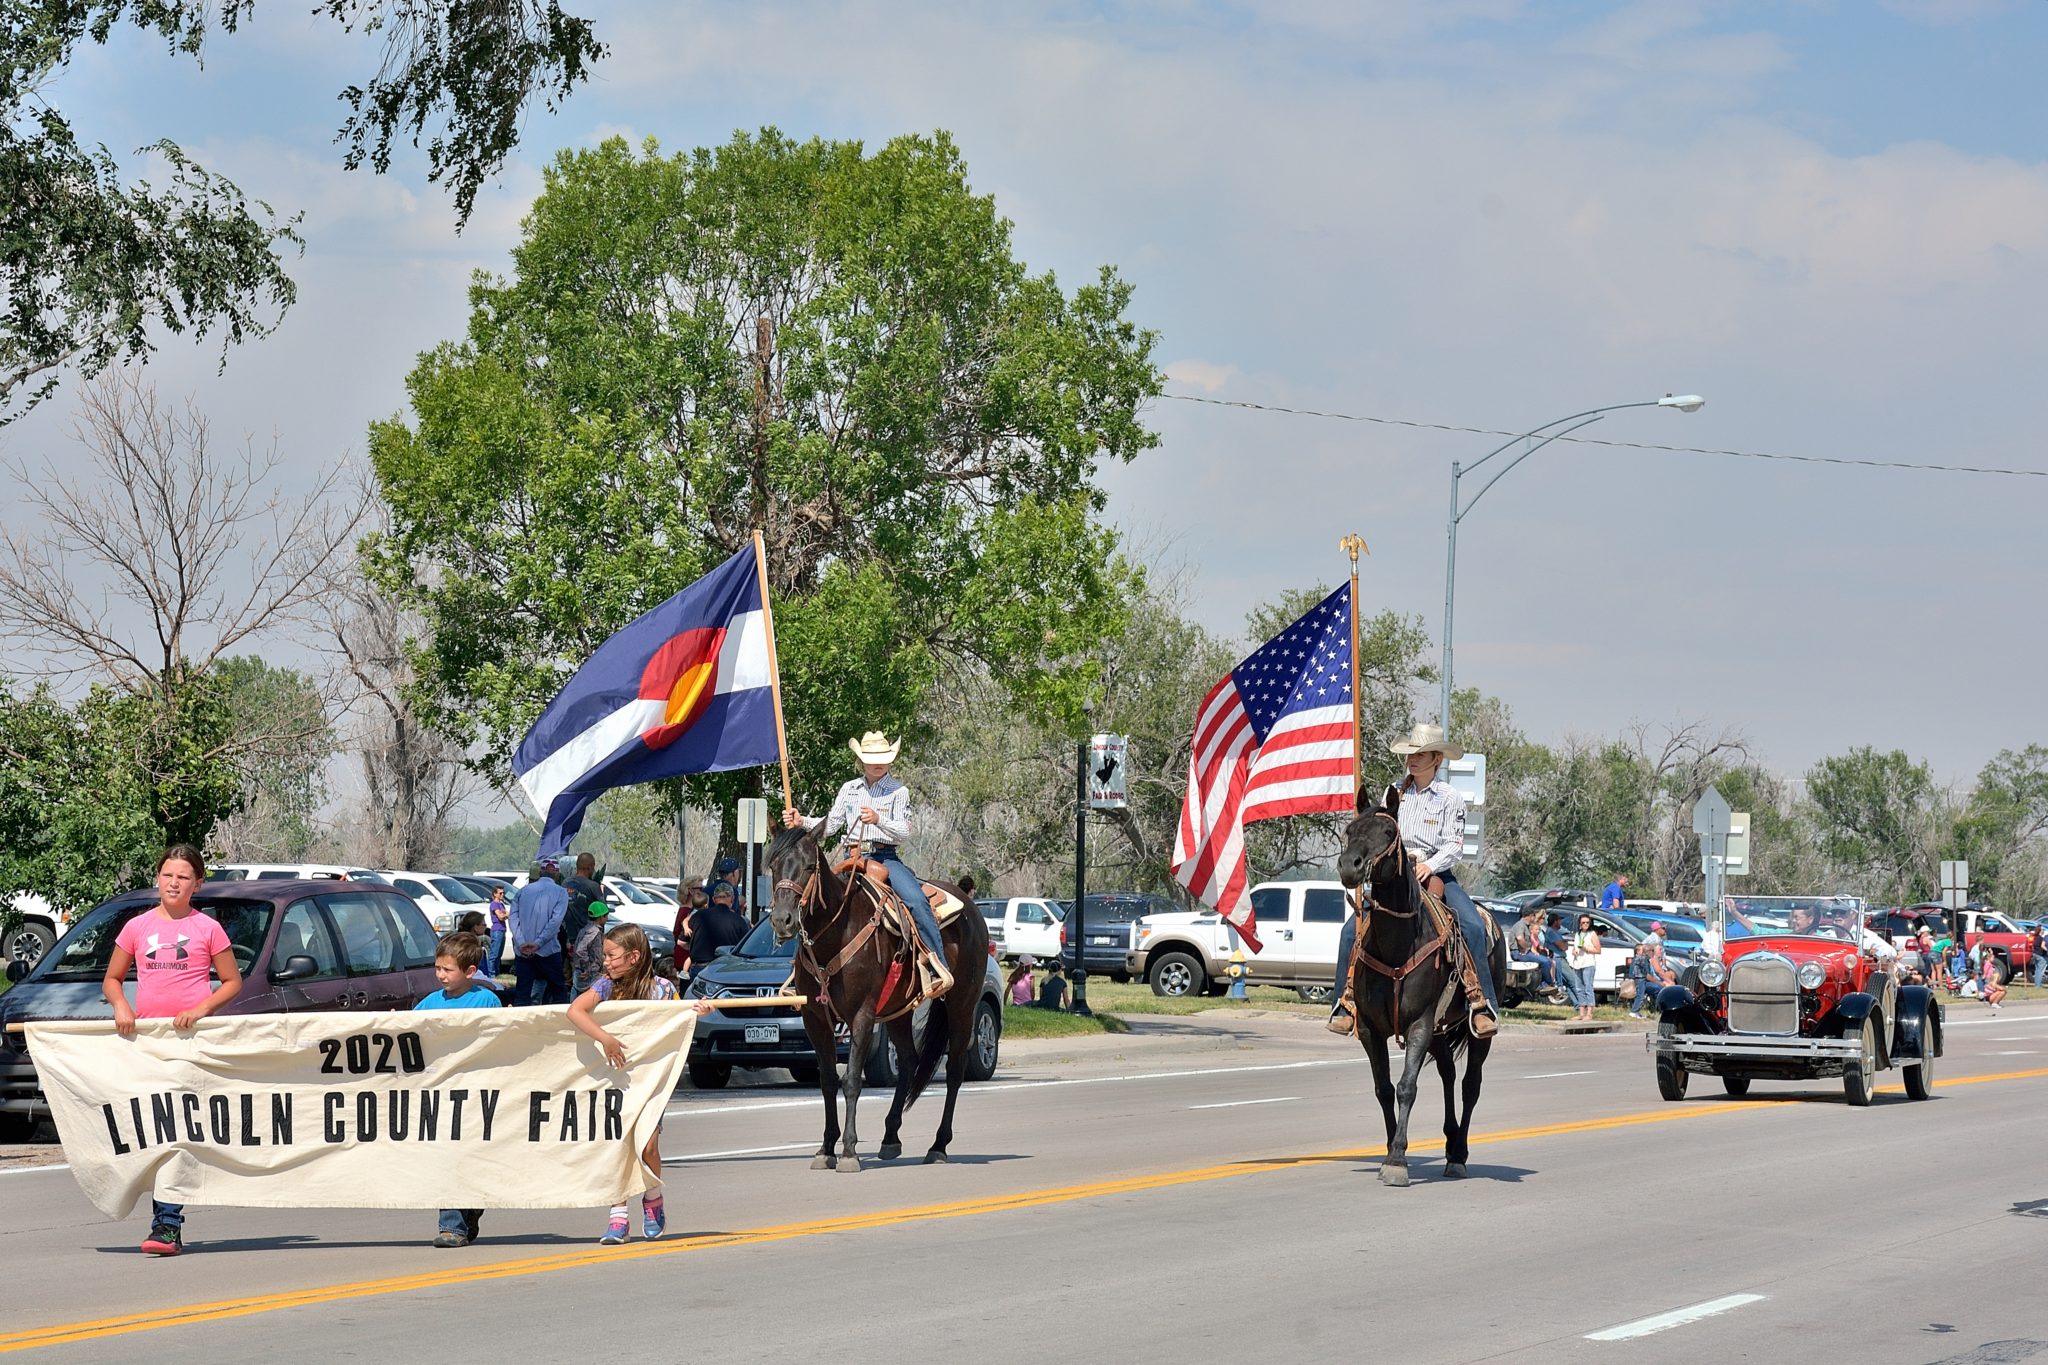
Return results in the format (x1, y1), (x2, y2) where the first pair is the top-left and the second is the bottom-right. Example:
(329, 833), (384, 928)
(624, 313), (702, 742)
(1356, 782), (1374, 814)
(807, 817), (827, 842)
(1382, 783), (1401, 817)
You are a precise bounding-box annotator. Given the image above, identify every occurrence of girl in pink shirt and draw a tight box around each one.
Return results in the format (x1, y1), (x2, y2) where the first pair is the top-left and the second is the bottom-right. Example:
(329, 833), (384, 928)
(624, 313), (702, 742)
(101, 844), (244, 1256)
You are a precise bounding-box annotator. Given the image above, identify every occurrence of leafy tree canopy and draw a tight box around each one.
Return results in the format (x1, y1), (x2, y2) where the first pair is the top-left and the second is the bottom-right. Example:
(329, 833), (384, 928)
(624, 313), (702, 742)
(368, 128), (1161, 819)
(1, 1), (603, 421)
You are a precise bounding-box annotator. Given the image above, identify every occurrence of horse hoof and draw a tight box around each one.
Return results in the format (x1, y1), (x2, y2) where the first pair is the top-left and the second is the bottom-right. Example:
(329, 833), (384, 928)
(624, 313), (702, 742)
(878, 1143), (902, 1161)
(1380, 1164), (1410, 1188)
(810, 1154), (836, 1171)
(838, 1156), (862, 1173)
(923, 1150), (949, 1165)
(1445, 1163), (1467, 1180)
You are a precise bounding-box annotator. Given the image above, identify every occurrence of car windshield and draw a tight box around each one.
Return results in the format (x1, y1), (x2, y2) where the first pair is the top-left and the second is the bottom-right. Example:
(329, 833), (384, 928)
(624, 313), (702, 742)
(608, 880), (658, 904)
(1081, 898), (1158, 923)
(1727, 895), (1863, 941)
(734, 918), (798, 960)
(35, 897), (275, 982)
(428, 877), (483, 903)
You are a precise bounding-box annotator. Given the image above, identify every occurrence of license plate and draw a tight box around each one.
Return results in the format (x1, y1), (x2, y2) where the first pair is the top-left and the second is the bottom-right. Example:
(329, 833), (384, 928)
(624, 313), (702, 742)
(744, 1024), (779, 1044)
(1089, 936), (1114, 946)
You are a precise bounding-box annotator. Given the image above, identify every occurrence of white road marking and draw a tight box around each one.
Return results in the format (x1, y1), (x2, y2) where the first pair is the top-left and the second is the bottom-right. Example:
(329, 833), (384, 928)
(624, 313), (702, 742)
(1988, 1050), (2037, 1055)
(1943, 1014), (2048, 1029)
(664, 1058), (1350, 1117)
(1521, 1070), (1596, 1079)
(1189, 1096), (1299, 1110)
(1586, 1293), (1766, 1341)
(662, 1142), (812, 1163)
(0, 1162), (66, 1176)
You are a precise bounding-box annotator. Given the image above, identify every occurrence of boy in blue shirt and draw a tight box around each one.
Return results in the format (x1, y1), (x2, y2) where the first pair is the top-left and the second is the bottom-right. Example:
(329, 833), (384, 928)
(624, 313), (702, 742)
(416, 931), (502, 1247)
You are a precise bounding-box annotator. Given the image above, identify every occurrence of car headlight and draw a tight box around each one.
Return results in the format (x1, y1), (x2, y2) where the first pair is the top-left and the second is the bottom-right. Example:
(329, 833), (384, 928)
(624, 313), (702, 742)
(1797, 961), (1827, 990)
(1698, 960), (1727, 988)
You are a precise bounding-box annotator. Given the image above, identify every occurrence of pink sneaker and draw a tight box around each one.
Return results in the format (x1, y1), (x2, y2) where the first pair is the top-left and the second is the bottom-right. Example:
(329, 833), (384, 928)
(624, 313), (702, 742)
(642, 1195), (666, 1241)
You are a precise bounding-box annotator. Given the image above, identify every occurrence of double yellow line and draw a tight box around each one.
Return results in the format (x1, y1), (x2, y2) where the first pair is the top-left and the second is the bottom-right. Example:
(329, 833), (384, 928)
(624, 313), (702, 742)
(5, 1064), (2043, 1354)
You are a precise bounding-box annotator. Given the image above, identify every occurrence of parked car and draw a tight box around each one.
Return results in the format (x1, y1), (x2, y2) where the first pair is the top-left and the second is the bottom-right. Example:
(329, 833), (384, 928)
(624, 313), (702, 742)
(0, 879), (440, 1139)
(1060, 893), (1179, 981)
(2, 892), (71, 973)
(1516, 892), (1649, 998)
(1650, 894), (1940, 1105)
(1616, 911), (1709, 967)
(1949, 907), (2032, 982)
(1126, 881), (1350, 999)
(681, 919), (1002, 1090)
(977, 896), (1066, 961)
(1624, 899), (1704, 920)
(207, 863), (391, 884)
(601, 876), (683, 934)
(1504, 888), (1599, 912)
(1866, 903), (1950, 945)
(380, 869), (488, 932)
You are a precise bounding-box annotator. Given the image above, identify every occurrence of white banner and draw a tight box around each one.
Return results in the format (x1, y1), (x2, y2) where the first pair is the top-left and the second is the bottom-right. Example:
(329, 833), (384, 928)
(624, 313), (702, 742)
(27, 1004), (694, 1219)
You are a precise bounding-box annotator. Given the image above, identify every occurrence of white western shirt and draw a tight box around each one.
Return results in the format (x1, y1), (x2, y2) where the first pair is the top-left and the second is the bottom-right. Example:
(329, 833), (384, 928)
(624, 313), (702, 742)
(1397, 777), (1467, 877)
(822, 774), (912, 847)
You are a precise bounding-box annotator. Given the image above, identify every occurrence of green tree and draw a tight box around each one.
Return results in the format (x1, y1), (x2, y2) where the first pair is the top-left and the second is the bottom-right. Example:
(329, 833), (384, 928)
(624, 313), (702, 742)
(1950, 745), (2048, 910)
(368, 129), (1161, 823)
(208, 656), (333, 861)
(2, 2), (603, 421)
(1446, 687), (1553, 893)
(1805, 746), (1943, 904)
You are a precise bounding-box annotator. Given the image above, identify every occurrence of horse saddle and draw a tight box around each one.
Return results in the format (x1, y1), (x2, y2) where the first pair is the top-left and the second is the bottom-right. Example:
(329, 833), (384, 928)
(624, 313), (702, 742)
(835, 857), (966, 922)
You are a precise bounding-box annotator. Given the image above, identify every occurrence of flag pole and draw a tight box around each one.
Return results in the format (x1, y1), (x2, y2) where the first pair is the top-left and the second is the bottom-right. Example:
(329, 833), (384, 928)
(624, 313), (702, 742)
(751, 529), (794, 811)
(1339, 533), (1368, 791)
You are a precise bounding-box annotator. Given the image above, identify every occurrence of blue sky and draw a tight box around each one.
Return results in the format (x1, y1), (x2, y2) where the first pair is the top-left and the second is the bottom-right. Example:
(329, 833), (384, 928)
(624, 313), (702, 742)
(5, 0), (2045, 800)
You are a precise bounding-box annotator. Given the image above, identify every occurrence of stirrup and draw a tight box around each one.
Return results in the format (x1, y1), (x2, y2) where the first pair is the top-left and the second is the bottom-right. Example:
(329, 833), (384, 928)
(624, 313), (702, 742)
(1326, 997), (1356, 1037)
(1468, 1002), (1499, 1039)
(917, 952), (954, 999)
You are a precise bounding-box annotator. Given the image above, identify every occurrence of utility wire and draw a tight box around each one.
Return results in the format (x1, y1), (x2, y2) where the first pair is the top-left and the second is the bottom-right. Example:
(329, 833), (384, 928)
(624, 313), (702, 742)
(1158, 392), (2047, 480)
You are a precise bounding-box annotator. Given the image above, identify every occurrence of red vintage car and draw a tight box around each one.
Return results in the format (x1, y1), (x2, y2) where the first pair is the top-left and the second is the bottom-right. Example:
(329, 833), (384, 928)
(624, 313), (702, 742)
(1648, 896), (1942, 1106)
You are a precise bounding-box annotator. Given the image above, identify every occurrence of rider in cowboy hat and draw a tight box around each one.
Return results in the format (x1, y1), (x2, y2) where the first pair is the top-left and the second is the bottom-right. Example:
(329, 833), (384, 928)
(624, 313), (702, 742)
(1329, 722), (1502, 1039)
(782, 731), (954, 996)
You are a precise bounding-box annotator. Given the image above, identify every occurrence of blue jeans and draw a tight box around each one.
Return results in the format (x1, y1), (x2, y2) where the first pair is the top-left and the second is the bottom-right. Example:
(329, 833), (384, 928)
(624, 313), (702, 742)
(2033, 954), (2046, 987)
(513, 950), (566, 1005)
(438, 1208), (481, 1238)
(867, 845), (945, 957)
(486, 924), (506, 972)
(1332, 871), (1500, 1017)
(151, 1198), (183, 1230)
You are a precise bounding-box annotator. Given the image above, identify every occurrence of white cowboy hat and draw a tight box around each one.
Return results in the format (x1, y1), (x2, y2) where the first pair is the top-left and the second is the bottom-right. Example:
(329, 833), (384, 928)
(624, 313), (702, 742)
(847, 730), (902, 765)
(1388, 722), (1465, 761)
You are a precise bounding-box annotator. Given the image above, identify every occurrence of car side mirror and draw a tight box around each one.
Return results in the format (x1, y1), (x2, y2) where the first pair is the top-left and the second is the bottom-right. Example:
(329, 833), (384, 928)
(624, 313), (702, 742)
(4, 959), (26, 983)
(270, 954), (320, 982)
(715, 945), (735, 958)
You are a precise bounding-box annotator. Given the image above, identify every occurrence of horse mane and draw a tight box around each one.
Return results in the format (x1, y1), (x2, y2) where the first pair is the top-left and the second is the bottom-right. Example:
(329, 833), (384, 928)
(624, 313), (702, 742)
(768, 824), (816, 862)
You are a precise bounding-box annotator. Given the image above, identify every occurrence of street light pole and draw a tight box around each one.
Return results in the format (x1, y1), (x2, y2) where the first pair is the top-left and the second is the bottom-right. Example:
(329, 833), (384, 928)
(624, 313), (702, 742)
(1438, 395), (1703, 732)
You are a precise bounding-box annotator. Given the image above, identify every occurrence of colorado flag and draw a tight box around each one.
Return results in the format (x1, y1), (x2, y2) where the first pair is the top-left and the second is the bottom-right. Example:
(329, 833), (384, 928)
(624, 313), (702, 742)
(514, 543), (780, 854)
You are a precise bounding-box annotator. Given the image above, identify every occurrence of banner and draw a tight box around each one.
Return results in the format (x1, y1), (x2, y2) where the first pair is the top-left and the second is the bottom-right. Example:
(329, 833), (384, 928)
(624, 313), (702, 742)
(27, 1004), (694, 1219)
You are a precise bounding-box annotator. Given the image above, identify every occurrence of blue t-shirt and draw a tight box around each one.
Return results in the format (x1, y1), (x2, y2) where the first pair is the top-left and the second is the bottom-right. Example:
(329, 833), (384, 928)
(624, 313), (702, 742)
(1600, 881), (1625, 911)
(414, 985), (504, 1010)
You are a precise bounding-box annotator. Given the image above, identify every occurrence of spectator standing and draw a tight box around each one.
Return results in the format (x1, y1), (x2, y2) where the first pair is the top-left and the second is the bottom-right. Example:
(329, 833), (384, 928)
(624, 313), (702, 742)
(671, 885), (708, 976)
(562, 852), (605, 953)
(1566, 913), (1602, 1022)
(484, 884), (509, 972)
(2032, 922), (2048, 988)
(509, 865), (569, 1005)
(686, 882), (750, 973)
(569, 899), (614, 996)
(1600, 874), (1629, 913)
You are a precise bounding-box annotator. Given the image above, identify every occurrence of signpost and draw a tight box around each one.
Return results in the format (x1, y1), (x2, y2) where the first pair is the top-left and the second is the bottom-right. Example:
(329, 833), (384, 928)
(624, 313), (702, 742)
(1694, 785), (1733, 941)
(1087, 735), (1129, 810)
(736, 797), (770, 921)
(1444, 753), (1487, 859)
(1940, 860), (1970, 912)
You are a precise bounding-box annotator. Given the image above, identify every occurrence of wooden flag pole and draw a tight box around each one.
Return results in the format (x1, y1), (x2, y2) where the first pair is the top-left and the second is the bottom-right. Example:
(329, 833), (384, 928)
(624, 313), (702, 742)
(751, 528), (795, 813)
(1339, 533), (1368, 791)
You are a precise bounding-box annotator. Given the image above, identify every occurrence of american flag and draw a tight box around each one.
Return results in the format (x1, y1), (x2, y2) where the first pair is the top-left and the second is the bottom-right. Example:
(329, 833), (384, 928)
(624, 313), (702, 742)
(1170, 582), (1357, 952)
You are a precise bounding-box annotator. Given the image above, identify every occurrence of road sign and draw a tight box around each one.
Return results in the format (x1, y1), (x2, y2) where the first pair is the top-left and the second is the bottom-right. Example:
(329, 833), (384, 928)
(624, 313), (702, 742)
(1940, 860), (1969, 912)
(1724, 812), (1751, 878)
(736, 797), (770, 844)
(1692, 786), (1732, 838)
(1087, 734), (1129, 810)
(1445, 752), (1486, 859)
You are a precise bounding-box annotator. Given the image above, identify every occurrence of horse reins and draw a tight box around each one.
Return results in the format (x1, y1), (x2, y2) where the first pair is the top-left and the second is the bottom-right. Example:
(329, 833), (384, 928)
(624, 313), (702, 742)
(781, 852), (916, 1022)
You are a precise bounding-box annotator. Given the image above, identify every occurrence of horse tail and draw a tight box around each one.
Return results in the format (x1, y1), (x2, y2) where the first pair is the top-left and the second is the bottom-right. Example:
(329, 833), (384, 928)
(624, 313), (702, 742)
(903, 1000), (950, 1110)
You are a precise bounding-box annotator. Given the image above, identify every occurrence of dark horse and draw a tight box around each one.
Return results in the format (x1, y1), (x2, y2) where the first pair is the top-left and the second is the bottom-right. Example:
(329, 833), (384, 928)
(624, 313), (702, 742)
(1336, 782), (1505, 1186)
(765, 823), (991, 1170)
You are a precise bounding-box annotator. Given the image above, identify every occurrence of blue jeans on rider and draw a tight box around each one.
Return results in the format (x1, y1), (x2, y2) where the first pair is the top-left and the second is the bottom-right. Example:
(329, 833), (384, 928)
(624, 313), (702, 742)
(867, 844), (946, 959)
(1332, 870), (1501, 1018)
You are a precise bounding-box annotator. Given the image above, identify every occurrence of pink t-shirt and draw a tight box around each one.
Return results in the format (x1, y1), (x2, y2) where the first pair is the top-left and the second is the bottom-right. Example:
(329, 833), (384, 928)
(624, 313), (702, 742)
(115, 908), (231, 1018)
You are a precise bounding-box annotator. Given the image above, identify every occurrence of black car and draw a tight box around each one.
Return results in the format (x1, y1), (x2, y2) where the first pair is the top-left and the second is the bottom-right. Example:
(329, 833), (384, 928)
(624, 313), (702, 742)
(1059, 892), (1180, 981)
(682, 920), (1003, 1091)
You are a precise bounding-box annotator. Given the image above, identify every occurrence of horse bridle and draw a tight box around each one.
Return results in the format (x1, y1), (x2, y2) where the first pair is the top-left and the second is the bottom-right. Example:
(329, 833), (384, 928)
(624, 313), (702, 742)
(1352, 810), (1418, 920)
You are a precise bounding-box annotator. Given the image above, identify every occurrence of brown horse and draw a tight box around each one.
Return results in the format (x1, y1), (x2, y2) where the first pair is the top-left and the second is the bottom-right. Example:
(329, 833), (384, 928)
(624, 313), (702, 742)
(1336, 782), (1503, 1186)
(765, 823), (990, 1170)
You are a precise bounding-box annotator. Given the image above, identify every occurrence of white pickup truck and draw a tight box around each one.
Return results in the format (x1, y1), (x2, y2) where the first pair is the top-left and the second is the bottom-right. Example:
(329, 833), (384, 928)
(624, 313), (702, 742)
(3, 892), (70, 972)
(1125, 881), (1352, 999)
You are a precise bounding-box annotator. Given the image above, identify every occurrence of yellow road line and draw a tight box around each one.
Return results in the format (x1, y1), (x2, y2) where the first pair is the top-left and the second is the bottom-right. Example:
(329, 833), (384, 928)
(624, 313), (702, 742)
(5, 1064), (2043, 1354)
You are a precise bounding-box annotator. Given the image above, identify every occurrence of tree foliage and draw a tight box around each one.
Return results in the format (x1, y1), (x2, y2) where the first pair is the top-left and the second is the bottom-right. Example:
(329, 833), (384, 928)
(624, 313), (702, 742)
(368, 129), (1161, 824)
(1805, 746), (1942, 905)
(1, 0), (603, 421)
(208, 655), (332, 862)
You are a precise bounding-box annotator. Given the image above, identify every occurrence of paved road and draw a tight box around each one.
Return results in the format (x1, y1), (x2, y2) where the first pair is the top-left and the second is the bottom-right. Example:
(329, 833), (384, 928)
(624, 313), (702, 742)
(3, 1005), (2046, 1362)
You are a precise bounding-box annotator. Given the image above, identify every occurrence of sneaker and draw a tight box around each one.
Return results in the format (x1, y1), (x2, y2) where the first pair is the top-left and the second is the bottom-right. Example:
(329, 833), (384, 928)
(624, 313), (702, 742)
(599, 1216), (629, 1245)
(140, 1225), (182, 1256)
(642, 1195), (666, 1241)
(432, 1230), (471, 1249)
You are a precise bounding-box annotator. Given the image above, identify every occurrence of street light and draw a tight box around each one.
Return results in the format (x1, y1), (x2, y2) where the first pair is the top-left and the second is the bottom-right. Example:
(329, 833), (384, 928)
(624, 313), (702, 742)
(1438, 395), (1704, 732)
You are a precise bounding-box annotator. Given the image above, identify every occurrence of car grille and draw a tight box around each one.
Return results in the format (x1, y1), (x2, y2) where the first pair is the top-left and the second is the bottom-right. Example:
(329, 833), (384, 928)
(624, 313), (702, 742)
(1727, 956), (1798, 1034)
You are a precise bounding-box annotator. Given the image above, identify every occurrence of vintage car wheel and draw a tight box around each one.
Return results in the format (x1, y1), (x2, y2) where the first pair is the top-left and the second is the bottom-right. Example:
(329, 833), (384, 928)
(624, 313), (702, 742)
(1842, 1017), (1878, 1107)
(1655, 1022), (1689, 1101)
(1903, 1049), (1935, 1101)
(1722, 1075), (1751, 1097)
